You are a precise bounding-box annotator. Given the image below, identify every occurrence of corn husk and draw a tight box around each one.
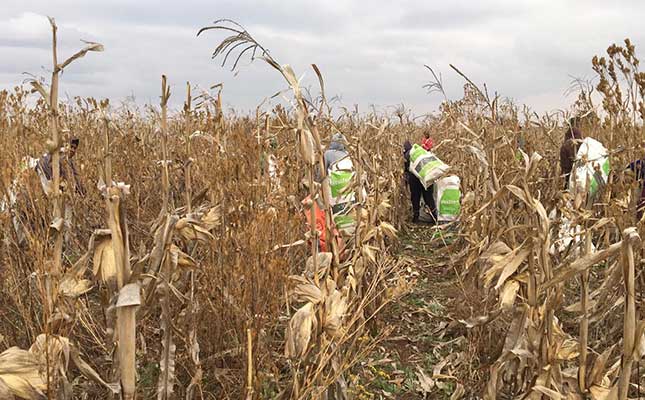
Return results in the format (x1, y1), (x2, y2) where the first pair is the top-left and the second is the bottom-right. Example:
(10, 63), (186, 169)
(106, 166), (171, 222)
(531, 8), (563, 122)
(285, 303), (317, 359)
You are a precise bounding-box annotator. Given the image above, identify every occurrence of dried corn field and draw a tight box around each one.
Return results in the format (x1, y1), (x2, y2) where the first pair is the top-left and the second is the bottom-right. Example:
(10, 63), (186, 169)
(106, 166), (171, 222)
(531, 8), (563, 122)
(1, 17), (645, 400)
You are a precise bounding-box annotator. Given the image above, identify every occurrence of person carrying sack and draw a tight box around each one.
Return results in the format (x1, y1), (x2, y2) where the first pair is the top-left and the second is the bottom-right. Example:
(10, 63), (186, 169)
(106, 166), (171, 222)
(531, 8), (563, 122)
(403, 140), (436, 223)
(323, 132), (358, 233)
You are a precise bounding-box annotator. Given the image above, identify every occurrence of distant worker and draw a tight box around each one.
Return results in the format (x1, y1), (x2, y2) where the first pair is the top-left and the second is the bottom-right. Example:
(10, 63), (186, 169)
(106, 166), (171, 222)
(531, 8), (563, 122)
(421, 130), (433, 151)
(36, 138), (84, 244)
(627, 150), (645, 221)
(420, 131), (437, 220)
(403, 140), (436, 223)
(323, 132), (359, 234)
(36, 137), (84, 196)
(559, 118), (583, 189)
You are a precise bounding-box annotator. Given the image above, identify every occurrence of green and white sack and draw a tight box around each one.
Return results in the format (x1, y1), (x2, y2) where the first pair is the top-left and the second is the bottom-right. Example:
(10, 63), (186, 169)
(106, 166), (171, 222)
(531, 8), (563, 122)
(434, 175), (461, 222)
(569, 137), (610, 197)
(408, 144), (449, 189)
(328, 156), (356, 233)
(548, 206), (596, 256)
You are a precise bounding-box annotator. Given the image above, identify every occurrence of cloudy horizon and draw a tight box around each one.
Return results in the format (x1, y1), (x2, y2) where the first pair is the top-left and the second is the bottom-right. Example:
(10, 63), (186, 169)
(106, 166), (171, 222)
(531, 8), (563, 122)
(1, 1), (644, 116)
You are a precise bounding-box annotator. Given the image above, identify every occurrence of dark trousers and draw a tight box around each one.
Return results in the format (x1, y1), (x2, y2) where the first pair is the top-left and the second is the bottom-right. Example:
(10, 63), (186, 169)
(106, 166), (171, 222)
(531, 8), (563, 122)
(409, 176), (436, 221)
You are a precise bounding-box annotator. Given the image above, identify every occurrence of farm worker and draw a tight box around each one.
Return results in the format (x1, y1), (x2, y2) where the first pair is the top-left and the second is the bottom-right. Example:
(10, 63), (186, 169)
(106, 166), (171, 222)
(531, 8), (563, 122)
(627, 154), (645, 221)
(321, 131), (361, 235)
(313, 132), (348, 183)
(36, 138), (84, 243)
(419, 131), (438, 218)
(421, 130), (433, 151)
(36, 137), (84, 196)
(559, 118), (583, 189)
(403, 140), (436, 223)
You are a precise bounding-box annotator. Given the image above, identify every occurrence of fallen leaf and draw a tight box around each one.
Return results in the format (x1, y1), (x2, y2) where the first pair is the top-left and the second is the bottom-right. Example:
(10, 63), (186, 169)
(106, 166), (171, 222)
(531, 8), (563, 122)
(415, 367), (434, 395)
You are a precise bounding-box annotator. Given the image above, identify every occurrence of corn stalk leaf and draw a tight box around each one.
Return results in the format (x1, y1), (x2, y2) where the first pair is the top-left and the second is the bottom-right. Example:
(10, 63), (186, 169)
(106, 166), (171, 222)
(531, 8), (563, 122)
(57, 41), (104, 71)
(0, 377), (14, 399)
(0, 347), (46, 400)
(483, 245), (529, 289)
(543, 241), (622, 289)
(28, 81), (50, 106)
(532, 385), (563, 399)
(499, 280), (520, 310)
(69, 346), (120, 395)
(588, 345), (614, 387)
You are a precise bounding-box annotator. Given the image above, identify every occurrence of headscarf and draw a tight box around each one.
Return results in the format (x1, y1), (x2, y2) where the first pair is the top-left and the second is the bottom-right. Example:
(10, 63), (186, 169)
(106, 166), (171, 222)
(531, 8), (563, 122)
(329, 132), (347, 152)
(403, 140), (413, 177)
(565, 127), (583, 141)
(403, 140), (412, 158)
(324, 132), (349, 171)
(560, 127), (583, 185)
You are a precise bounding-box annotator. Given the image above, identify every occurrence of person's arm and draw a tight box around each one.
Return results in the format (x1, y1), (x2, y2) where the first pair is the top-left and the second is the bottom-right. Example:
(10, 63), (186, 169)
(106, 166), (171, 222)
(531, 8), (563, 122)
(560, 143), (573, 177)
(63, 158), (85, 195)
(59, 158), (66, 179)
(321, 151), (328, 173)
(403, 156), (410, 183)
(38, 154), (53, 181)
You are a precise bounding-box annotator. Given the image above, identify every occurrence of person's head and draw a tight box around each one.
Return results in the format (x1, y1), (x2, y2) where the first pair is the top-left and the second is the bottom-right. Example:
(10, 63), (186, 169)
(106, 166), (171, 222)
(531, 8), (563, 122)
(565, 126), (583, 141)
(68, 138), (80, 158)
(264, 137), (278, 150)
(329, 132), (347, 151)
(569, 117), (580, 129)
(403, 140), (412, 153)
(423, 130), (431, 139)
(331, 132), (346, 144)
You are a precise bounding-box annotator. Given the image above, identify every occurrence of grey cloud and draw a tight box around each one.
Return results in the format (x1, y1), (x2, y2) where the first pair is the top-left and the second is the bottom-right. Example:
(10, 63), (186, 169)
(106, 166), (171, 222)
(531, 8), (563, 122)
(1, 1), (645, 115)
(396, 0), (528, 30)
(2, 0), (349, 34)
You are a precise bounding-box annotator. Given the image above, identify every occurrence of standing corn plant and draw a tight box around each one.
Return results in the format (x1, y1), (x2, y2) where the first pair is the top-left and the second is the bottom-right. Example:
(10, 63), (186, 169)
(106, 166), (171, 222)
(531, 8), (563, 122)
(18, 16), (104, 400)
(27, 16), (103, 325)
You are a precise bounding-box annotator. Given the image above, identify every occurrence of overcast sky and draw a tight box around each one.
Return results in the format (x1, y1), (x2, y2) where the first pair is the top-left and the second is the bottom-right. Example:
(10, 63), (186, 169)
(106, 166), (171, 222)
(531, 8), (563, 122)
(1, 1), (644, 116)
